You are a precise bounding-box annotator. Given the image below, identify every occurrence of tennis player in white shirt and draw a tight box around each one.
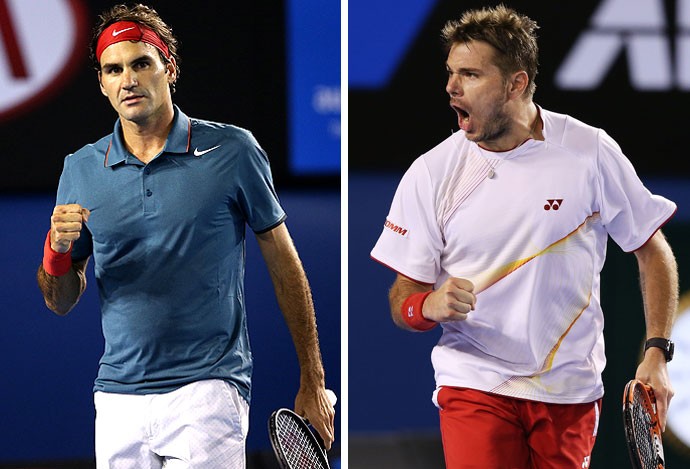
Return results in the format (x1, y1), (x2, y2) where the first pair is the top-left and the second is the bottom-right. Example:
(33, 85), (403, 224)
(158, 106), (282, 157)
(371, 5), (678, 468)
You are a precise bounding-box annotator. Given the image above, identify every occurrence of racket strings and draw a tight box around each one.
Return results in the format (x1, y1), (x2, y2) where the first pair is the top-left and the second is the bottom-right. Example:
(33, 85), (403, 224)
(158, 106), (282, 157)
(630, 387), (661, 467)
(275, 413), (328, 469)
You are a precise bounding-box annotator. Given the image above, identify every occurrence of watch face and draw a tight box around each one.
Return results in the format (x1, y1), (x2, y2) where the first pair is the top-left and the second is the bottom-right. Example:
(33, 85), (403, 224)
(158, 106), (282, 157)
(667, 293), (690, 455)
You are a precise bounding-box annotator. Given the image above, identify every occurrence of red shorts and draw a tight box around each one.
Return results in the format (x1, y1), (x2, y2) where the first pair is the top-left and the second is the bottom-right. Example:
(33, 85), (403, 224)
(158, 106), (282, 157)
(437, 387), (601, 469)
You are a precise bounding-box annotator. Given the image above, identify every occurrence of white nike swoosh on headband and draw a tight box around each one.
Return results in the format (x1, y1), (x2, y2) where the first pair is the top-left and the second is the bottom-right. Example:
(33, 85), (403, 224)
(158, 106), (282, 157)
(193, 145), (221, 157)
(112, 27), (135, 37)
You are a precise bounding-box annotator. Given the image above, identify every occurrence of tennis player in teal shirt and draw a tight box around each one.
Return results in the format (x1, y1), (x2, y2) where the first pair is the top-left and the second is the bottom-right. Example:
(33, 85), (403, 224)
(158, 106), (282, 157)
(37, 4), (334, 468)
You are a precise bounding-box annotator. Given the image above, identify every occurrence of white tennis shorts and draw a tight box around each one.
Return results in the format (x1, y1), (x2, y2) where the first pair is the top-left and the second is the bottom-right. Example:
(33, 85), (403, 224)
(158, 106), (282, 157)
(94, 379), (249, 469)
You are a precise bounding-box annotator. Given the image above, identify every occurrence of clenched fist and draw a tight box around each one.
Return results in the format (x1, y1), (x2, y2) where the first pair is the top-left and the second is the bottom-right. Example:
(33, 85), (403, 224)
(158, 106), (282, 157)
(50, 204), (90, 253)
(423, 277), (476, 322)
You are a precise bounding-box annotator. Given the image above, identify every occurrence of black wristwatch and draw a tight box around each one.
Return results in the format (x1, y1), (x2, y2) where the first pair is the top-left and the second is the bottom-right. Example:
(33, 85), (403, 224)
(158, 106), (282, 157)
(644, 337), (675, 362)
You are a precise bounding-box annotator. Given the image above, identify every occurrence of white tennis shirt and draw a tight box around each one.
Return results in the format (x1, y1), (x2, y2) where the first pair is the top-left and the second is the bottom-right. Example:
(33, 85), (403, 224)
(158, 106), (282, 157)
(371, 107), (676, 404)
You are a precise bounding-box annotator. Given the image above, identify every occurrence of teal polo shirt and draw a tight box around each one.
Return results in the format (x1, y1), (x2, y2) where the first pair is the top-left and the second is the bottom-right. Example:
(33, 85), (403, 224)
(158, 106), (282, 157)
(56, 106), (286, 402)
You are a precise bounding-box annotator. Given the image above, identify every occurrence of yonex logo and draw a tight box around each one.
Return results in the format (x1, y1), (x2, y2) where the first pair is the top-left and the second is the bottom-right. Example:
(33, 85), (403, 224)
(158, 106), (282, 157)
(544, 199), (563, 211)
(384, 219), (408, 237)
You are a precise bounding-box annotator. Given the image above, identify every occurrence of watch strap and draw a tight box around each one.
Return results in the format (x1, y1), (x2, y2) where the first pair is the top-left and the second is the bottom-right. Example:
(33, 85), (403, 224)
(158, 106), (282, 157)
(644, 337), (674, 362)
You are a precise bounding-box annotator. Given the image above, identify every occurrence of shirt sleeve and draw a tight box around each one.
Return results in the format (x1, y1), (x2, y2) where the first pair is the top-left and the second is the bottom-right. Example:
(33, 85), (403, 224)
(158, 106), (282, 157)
(235, 133), (287, 233)
(370, 157), (444, 284)
(55, 155), (93, 262)
(596, 130), (676, 252)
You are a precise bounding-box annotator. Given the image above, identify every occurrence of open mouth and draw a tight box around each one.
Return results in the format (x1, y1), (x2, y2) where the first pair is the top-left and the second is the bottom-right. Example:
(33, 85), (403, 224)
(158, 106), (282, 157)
(452, 104), (471, 130)
(456, 107), (469, 120)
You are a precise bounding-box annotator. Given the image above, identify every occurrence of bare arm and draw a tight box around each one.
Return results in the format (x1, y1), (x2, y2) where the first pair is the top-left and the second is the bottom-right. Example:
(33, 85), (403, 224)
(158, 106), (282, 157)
(633, 229), (678, 431)
(37, 258), (89, 316)
(255, 222), (335, 449)
(389, 274), (476, 331)
(36, 204), (90, 316)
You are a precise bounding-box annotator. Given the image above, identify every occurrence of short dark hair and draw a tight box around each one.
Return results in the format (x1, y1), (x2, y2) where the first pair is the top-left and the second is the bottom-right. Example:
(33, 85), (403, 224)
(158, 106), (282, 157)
(90, 3), (180, 93)
(441, 4), (539, 97)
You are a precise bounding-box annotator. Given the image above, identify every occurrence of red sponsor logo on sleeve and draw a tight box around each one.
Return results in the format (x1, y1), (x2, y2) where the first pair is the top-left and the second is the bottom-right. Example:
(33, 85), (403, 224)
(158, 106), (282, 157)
(384, 219), (408, 237)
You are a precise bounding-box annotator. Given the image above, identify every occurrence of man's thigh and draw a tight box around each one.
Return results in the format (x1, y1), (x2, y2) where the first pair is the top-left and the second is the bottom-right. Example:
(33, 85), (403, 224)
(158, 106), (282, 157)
(94, 391), (163, 469)
(437, 387), (530, 469)
(95, 380), (249, 469)
(523, 398), (601, 469)
(154, 380), (250, 468)
(437, 387), (601, 469)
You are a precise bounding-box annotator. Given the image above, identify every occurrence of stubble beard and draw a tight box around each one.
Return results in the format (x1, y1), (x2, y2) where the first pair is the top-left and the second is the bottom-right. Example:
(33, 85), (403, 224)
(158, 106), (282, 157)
(467, 102), (512, 146)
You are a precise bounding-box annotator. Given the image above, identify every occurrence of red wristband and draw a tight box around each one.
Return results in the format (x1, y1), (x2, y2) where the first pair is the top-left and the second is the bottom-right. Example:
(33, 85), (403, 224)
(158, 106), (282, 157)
(43, 230), (72, 276)
(401, 291), (437, 331)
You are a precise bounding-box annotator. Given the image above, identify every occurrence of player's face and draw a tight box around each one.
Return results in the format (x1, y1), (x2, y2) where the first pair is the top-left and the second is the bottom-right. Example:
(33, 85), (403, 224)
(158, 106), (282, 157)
(446, 40), (513, 149)
(98, 41), (176, 127)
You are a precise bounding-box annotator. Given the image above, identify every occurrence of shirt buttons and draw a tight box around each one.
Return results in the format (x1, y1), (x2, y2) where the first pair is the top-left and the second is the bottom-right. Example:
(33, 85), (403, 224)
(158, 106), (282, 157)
(146, 189), (152, 197)
(144, 167), (151, 174)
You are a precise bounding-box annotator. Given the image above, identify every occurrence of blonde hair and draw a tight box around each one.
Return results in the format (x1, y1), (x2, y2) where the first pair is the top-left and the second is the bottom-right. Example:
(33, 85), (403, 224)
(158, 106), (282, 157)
(441, 4), (539, 97)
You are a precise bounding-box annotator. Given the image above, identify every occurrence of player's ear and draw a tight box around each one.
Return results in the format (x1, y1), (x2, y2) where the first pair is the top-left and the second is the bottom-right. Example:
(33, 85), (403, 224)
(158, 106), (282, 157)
(508, 70), (529, 99)
(98, 72), (107, 97)
(166, 57), (177, 84)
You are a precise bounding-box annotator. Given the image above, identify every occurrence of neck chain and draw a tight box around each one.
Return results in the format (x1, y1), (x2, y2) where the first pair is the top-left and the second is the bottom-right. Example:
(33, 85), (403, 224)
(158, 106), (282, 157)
(527, 106), (541, 140)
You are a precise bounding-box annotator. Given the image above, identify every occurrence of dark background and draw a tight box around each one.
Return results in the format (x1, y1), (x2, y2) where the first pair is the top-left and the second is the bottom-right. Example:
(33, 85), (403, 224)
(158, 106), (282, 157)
(350, 0), (690, 177)
(0, 0), (340, 466)
(349, 0), (690, 467)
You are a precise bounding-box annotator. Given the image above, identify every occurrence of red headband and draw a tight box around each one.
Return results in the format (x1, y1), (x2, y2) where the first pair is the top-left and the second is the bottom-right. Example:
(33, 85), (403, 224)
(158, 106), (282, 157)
(96, 21), (171, 62)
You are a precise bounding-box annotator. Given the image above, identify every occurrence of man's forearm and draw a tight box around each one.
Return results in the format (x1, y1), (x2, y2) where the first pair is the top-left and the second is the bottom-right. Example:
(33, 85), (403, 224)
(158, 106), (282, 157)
(635, 231), (678, 338)
(256, 224), (335, 447)
(271, 257), (325, 386)
(633, 230), (677, 430)
(257, 225), (325, 386)
(37, 262), (87, 316)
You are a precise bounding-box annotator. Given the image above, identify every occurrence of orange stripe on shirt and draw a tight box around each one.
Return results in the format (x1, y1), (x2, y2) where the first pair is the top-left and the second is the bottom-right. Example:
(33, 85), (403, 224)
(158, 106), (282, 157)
(474, 212), (601, 294)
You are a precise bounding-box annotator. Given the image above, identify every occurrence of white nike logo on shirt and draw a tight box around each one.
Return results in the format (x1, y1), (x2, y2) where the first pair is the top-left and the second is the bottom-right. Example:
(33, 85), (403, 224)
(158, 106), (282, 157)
(193, 145), (221, 157)
(112, 27), (135, 36)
